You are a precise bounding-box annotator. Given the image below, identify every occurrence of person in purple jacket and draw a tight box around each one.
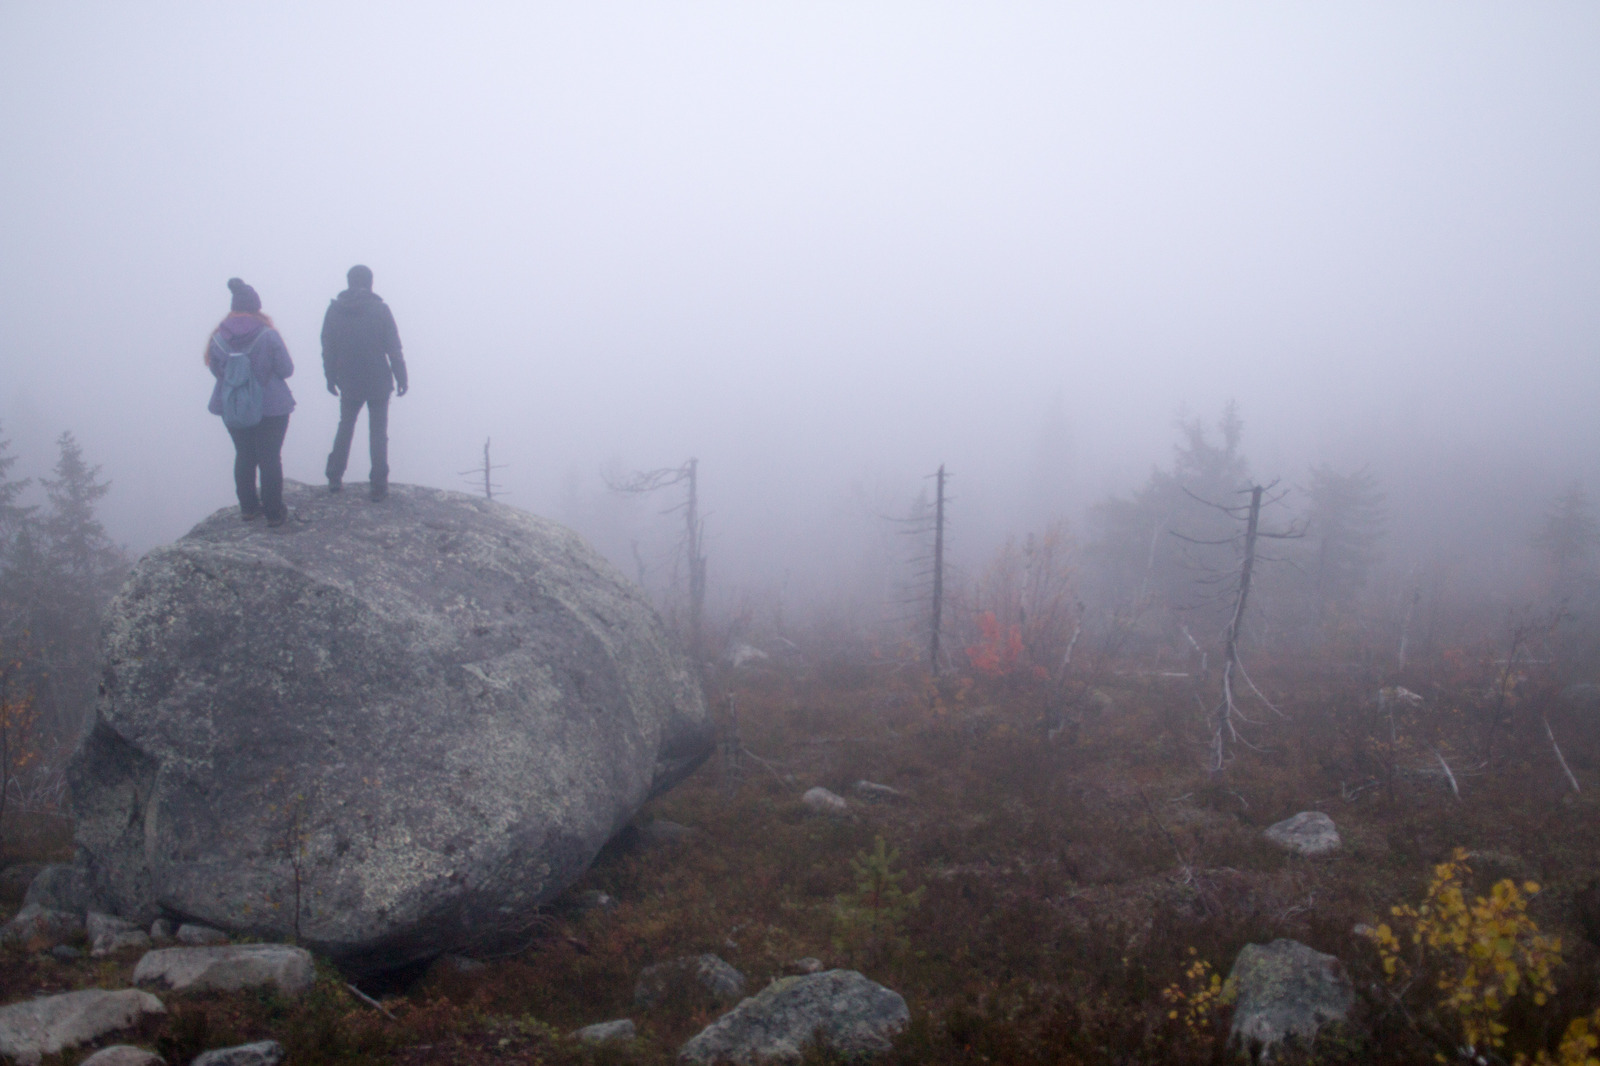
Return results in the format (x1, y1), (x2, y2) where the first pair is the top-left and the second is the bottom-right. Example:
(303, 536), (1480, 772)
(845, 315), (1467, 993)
(206, 278), (295, 526)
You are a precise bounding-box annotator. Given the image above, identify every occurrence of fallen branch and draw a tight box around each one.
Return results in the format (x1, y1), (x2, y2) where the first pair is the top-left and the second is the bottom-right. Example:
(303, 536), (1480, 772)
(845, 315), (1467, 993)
(346, 982), (398, 1021)
(1427, 747), (1460, 801)
(1544, 716), (1581, 793)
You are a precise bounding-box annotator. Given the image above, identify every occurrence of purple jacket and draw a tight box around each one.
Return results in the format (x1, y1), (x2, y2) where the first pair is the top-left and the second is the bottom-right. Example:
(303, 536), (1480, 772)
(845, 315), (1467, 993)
(207, 314), (295, 418)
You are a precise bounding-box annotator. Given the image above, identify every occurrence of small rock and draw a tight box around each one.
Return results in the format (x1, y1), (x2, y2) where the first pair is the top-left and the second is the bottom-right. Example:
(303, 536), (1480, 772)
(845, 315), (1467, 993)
(728, 644), (770, 669)
(176, 923), (230, 946)
(570, 890), (617, 913)
(134, 944), (315, 996)
(150, 918), (178, 941)
(49, 945), (82, 962)
(22, 864), (93, 913)
(191, 1040), (285, 1066)
(572, 1019), (636, 1044)
(88, 912), (153, 957)
(680, 969), (908, 1064)
(0, 863), (47, 903)
(1561, 682), (1600, 707)
(638, 819), (697, 847)
(438, 954), (486, 975)
(81, 1045), (166, 1066)
(1227, 939), (1355, 1061)
(801, 787), (849, 817)
(852, 781), (903, 801)
(0, 988), (166, 1065)
(635, 953), (746, 1009)
(1264, 812), (1340, 857)
(789, 957), (825, 975)
(0, 903), (84, 951)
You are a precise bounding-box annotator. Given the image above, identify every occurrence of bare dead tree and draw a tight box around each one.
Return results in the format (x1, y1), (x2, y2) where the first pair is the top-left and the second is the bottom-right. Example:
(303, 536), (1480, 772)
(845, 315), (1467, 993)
(605, 458), (707, 657)
(930, 464), (947, 673)
(1174, 482), (1302, 771)
(459, 438), (507, 500)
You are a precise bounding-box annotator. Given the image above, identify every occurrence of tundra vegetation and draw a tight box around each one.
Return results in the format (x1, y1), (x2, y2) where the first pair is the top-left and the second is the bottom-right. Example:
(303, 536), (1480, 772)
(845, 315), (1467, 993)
(2, 411), (1599, 1064)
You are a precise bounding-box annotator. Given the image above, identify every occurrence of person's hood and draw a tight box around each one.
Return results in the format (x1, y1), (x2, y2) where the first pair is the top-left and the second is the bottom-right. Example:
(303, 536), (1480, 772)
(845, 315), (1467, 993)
(332, 288), (385, 315)
(217, 313), (266, 344)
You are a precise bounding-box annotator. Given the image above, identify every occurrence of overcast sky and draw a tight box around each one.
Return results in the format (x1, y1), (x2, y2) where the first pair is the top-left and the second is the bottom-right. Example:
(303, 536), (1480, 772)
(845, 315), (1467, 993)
(2, 3), (1597, 603)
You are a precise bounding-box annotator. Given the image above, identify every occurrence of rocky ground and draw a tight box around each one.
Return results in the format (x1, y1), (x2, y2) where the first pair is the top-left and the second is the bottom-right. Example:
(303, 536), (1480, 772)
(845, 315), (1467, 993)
(3, 658), (1598, 1064)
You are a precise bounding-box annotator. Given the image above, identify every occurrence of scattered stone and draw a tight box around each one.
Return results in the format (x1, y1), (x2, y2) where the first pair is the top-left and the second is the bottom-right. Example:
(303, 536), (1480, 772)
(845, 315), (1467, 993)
(0, 988), (166, 1065)
(176, 923), (229, 946)
(0, 903), (84, 951)
(68, 483), (711, 976)
(89, 912), (153, 956)
(680, 969), (909, 1064)
(788, 957), (825, 975)
(728, 644), (771, 669)
(1264, 812), (1340, 857)
(570, 890), (617, 914)
(852, 781), (903, 801)
(0, 863), (47, 902)
(637, 819), (697, 847)
(635, 954), (746, 1009)
(191, 1040), (285, 1066)
(572, 1019), (636, 1044)
(81, 1045), (166, 1066)
(1227, 939), (1355, 1061)
(438, 954), (486, 975)
(22, 864), (93, 913)
(1561, 682), (1600, 707)
(801, 787), (849, 817)
(150, 918), (178, 941)
(50, 945), (83, 962)
(134, 944), (316, 996)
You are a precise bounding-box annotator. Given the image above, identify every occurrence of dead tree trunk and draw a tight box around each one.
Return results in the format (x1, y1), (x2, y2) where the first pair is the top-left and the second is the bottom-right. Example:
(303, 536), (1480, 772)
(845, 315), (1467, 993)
(1211, 485), (1263, 769)
(930, 463), (946, 674)
(686, 458), (706, 661)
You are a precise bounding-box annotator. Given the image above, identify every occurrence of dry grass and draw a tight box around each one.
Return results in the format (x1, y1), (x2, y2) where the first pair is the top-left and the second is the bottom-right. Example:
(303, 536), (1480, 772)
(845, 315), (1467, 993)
(3, 652), (1598, 1064)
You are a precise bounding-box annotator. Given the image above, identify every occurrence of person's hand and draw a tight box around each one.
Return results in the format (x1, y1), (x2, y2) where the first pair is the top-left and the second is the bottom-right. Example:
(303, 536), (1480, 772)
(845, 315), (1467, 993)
(326, 381), (339, 396)
(396, 383), (408, 397)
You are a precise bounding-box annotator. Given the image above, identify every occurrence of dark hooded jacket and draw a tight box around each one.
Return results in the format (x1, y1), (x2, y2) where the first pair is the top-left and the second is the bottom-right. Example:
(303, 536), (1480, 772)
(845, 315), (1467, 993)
(321, 288), (407, 398)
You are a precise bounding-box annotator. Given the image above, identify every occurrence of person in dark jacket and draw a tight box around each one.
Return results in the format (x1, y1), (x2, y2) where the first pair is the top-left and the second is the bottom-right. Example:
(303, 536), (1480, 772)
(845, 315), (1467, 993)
(207, 278), (295, 526)
(322, 264), (408, 501)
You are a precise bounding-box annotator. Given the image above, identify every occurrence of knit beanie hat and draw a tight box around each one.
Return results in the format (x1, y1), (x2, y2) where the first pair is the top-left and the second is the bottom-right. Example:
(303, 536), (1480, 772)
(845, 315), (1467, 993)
(227, 277), (261, 314)
(347, 264), (373, 290)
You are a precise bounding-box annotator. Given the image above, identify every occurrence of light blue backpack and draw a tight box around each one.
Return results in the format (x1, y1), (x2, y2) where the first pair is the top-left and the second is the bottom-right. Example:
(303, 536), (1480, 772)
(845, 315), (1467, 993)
(213, 331), (267, 429)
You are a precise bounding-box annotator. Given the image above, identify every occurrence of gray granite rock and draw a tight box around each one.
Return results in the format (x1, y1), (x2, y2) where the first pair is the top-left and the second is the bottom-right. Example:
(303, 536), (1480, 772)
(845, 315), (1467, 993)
(1227, 939), (1355, 1061)
(89, 912), (153, 956)
(22, 863), (94, 913)
(0, 863), (47, 902)
(801, 787), (848, 816)
(191, 1040), (285, 1066)
(80, 1045), (166, 1066)
(65, 482), (711, 975)
(636, 953), (746, 1009)
(0, 903), (83, 950)
(175, 924), (229, 946)
(680, 969), (908, 1064)
(0, 989), (165, 1065)
(572, 1018), (636, 1043)
(133, 944), (315, 996)
(150, 918), (178, 941)
(1263, 811), (1340, 857)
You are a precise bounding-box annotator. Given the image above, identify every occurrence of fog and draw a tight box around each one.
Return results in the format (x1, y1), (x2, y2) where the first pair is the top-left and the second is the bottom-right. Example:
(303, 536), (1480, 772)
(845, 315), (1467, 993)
(3, 3), (1598, 622)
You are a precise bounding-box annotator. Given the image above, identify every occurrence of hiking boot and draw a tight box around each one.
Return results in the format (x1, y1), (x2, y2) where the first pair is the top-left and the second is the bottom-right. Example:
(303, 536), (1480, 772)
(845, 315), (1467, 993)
(328, 478), (342, 493)
(369, 483), (388, 502)
(241, 508), (262, 522)
(266, 512), (288, 528)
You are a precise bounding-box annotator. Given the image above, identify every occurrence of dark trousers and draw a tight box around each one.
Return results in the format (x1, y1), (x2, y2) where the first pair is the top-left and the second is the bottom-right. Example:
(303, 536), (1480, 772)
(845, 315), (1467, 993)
(325, 391), (390, 487)
(227, 414), (290, 520)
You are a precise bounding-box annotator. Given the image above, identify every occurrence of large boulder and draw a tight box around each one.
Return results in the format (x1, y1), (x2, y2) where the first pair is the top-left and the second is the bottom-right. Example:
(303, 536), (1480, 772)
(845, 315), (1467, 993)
(0, 989), (166, 1065)
(66, 483), (711, 974)
(1227, 939), (1355, 1060)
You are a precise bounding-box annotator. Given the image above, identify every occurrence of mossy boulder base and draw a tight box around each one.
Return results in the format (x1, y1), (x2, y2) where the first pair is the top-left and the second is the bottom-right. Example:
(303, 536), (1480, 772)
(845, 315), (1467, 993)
(67, 483), (710, 974)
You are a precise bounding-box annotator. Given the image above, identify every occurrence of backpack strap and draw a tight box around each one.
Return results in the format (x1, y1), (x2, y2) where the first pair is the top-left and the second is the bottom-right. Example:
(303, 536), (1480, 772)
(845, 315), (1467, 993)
(212, 329), (268, 358)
